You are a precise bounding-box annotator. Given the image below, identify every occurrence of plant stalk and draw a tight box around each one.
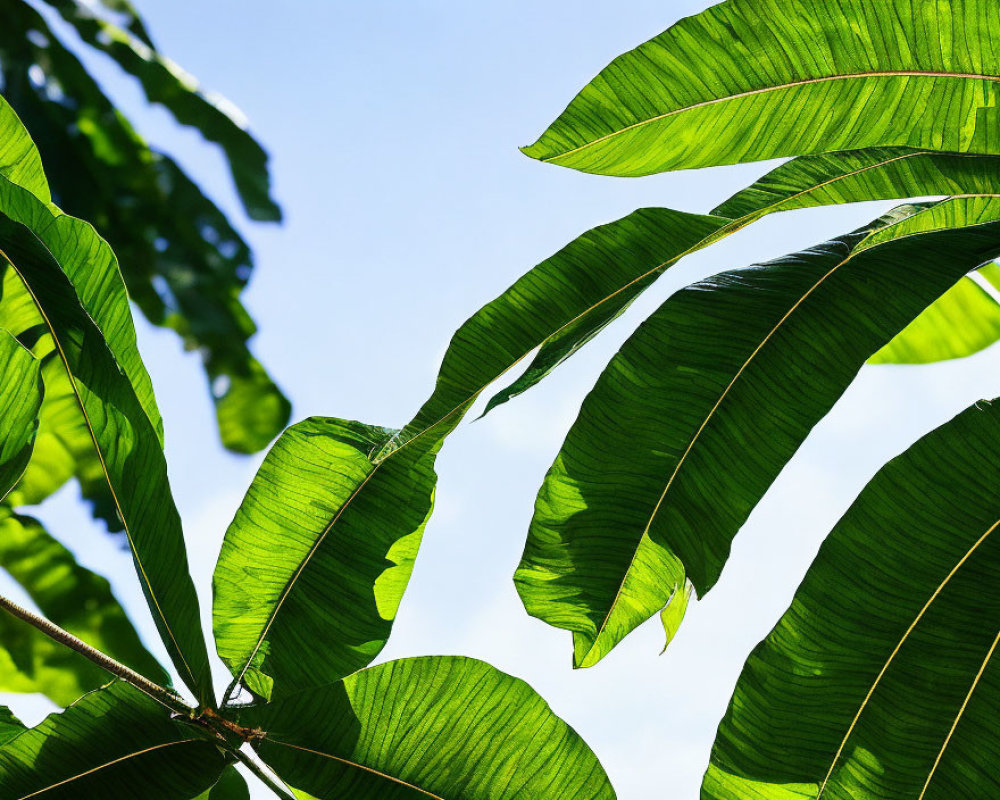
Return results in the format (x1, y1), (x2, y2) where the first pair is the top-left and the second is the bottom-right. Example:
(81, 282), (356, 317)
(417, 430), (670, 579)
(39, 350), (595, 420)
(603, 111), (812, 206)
(231, 746), (298, 800)
(0, 592), (194, 717)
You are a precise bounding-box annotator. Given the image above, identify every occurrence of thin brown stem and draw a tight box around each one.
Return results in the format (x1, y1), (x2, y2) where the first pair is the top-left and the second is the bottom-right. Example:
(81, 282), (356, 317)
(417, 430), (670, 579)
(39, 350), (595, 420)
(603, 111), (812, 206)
(0, 592), (194, 717)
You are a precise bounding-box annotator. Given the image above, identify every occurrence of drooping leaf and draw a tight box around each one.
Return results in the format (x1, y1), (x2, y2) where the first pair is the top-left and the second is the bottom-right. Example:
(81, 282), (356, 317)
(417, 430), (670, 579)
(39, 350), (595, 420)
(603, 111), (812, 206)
(0, 190), (212, 703)
(438, 147), (1000, 419)
(0, 511), (168, 705)
(0, 2), (288, 453)
(239, 656), (615, 800)
(213, 417), (442, 702)
(704, 398), (1000, 800)
(0, 682), (228, 800)
(523, 0), (1000, 176)
(41, 0), (280, 221)
(45, 0), (155, 48)
(515, 200), (1000, 668)
(470, 210), (729, 416)
(872, 263), (1000, 363)
(0, 708), (25, 747)
(0, 329), (42, 500)
(191, 766), (250, 800)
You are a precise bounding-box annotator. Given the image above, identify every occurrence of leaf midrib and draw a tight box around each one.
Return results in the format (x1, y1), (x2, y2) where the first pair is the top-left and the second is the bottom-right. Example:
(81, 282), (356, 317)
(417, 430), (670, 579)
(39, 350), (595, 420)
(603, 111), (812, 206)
(0, 247), (198, 694)
(542, 71), (1000, 164)
(916, 628), (1000, 799)
(14, 738), (200, 800)
(266, 739), (446, 799)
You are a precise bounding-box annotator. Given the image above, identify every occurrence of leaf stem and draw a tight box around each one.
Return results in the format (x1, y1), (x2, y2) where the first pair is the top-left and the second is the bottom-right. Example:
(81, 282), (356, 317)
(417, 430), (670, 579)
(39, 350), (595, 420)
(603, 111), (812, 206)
(231, 746), (298, 800)
(0, 592), (194, 717)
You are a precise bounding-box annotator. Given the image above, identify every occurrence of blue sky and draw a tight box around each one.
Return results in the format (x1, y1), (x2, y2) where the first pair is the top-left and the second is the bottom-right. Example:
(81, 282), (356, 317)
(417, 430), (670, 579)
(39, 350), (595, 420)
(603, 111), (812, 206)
(5, 2), (1000, 797)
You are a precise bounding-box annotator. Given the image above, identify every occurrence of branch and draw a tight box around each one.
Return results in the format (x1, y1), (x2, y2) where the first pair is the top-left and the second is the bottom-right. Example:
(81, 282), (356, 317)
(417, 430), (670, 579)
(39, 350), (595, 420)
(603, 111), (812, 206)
(0, 592), (193, 717)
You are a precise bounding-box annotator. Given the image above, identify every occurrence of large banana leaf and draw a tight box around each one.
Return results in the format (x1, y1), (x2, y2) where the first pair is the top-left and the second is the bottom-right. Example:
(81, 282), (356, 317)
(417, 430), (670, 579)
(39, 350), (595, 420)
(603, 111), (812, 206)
(515, 200), (1000, 669)
(428, 147), (1000, 420)
(0, 329), (41, 500)
(240, 656), (615, 800)
(523, 0), (1000, 176)
(0, 512), (168, 705)
(0, 682), (228, 800)
(705, 398), (1000, 800)
(213, 417), (442, 701)
(0, 0), (288, 453)
(0, 197), (212, 702)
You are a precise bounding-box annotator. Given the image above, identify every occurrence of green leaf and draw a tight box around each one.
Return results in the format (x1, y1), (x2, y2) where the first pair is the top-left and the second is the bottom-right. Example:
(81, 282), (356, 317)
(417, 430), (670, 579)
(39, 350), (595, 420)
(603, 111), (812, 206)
(0, 95), (48, 205)
(213, 356), (292, 455)
(0, 708), (25, 747)
(523, 0), (1000, 176)
(0, 4), (288, 453)
(471, 210), (729, 416)
(191, 767), (250, 800)
(872, 262), (1000, 363)
(704, 398), (1000, 800)
(39, 0), (281, 221)
(713, 148), (1000, 220)
(46, 0), (156, 48)
(0, 189), (212, 703)
(213, 418), (441, 701)
(4, 337), (117, 528)
(0, 329), (42, 501)
(0, 682), (228, 800)
(438, 148), (1000, 419)
(0, 511), (168, 705)
(515, 200), (1000, 668)
(239, 656), (615, 800)
(0, 172), (162, 442)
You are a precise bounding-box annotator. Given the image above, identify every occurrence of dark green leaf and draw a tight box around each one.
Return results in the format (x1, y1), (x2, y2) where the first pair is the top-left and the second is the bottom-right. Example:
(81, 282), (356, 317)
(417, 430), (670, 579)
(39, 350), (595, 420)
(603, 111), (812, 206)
(0, 511), (168, 705)
(705, 399), (1000, 800)
(0, 182), (212, 703)
(523, 0), (1000, 176)
(40, 0), (280, 221)
(469, 210), (728, 416)
(214, 417), (441, 701)
(437, 148), (1000, 419)
(516, 200), (1000, 668)
(0, 682), (228, 800)
(241, 656), (614, 800)
(0, 3), (288, 454)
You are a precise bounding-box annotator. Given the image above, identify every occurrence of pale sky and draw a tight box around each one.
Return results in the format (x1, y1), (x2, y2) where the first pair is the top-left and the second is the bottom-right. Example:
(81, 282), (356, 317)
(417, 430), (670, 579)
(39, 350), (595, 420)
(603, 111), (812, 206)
(5, 2), (1000, 797)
